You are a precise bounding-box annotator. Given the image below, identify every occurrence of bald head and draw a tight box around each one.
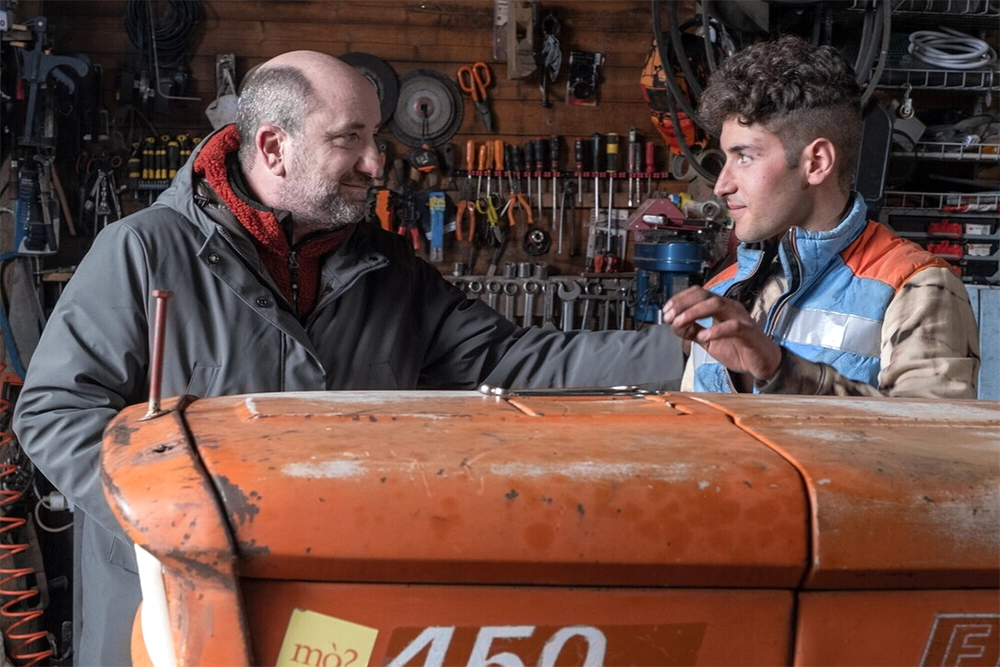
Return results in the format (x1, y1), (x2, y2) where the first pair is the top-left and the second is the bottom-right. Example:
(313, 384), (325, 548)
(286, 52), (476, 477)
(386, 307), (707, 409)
(232, 50), (383, 236)
(236, 51), (374, 167)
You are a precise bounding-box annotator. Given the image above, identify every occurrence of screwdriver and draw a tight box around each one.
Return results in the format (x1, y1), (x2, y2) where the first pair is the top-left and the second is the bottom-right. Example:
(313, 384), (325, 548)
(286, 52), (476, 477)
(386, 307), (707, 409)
(606, 132), (619, 252)
(477, 143), (487, 199)
(504, 144), (515, 193)
(523, 140), (535, 209)
(590, 132), (602, 239)
(533, 137), (547, 220)
(465, 140), (476, 198)
(574, 137), (584, 204)
(493, 139), (505, 198)
(627, 127), (639, 207)
(510, 143), (523, 193)
(549, 135), (560, 226)
(485, 140), (495, 197)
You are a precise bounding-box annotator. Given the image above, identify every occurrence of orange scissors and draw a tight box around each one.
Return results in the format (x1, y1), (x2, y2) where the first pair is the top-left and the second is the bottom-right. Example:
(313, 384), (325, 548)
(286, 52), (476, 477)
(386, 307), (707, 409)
(457, 61), (495, 133)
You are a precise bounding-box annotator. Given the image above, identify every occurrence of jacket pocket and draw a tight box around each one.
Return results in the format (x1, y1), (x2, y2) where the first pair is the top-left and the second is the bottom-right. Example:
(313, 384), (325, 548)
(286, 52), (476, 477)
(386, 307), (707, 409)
(185, 363), (221, 397)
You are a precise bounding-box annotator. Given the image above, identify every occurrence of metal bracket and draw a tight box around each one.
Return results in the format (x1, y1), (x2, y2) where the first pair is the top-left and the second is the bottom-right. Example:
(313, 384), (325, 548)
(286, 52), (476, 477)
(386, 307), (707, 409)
(215, 53), (236, 97)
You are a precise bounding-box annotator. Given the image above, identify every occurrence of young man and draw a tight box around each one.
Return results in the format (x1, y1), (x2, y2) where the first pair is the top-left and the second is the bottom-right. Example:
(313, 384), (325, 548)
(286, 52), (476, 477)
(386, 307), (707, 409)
(663, 35), (980, 397)
(13, 51), (684, 665)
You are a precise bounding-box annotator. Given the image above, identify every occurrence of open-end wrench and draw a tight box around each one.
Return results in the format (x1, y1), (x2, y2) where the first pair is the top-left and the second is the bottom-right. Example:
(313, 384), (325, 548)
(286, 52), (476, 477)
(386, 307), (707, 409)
(485, 280), (502, 311)
(557, 281), (582, 331)
(541, 282), (557, 329)
(503, 282), (519, 322)
(522, 281), (539, 327)
(579, 281), (603, 331)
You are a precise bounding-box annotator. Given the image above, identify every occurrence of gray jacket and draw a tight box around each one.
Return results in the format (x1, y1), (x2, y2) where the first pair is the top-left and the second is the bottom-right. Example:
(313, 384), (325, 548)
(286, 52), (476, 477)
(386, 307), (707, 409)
(13, 135), (682, 665)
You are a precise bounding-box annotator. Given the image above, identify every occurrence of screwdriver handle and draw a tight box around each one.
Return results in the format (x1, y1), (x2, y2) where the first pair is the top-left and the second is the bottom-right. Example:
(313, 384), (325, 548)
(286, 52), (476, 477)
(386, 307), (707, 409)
(590, 133), (602, 173)
(574, 136), (584, 171)
(627, 127), (639, 173)
(478, 144), (488, 172)
(606, 132), (619, 174)
(534, 137), (547, 172)
(494, 139), (504, 170)
(523, 141), (535, 176)
(549, 135), (560, 171)
(465, 140), (476, 172)
(645, 141), (655, 175)
(511, 144), (523, 173)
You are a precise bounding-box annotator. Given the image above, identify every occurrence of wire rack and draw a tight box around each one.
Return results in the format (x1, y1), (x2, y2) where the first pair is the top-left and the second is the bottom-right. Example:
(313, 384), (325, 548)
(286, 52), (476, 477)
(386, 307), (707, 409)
(882, 190), (1000, 211)
(849, 0), (999, 14)
(895, 141), (1000, 160)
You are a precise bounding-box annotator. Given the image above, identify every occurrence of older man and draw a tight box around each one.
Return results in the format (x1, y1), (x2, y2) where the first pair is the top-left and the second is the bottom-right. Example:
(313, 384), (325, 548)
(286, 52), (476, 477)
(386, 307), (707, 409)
(14, 51), (682, 664)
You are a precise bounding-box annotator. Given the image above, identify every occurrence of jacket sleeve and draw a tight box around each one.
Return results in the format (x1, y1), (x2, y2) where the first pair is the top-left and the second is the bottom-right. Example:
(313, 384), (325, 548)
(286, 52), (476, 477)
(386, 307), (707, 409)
(481, 325), (686, 390)
(13, 223), (153, 540)
(757, 266), (980, 397)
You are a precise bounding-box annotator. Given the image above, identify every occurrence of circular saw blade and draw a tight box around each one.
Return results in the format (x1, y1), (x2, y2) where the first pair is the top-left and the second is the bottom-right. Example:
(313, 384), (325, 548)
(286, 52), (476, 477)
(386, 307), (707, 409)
(390, 69), (463, 148)
(340, 52), (399, 126)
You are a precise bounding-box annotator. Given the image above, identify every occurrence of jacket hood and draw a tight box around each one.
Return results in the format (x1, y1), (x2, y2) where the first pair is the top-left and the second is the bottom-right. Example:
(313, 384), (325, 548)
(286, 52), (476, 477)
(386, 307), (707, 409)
(151, 126), (229, 237)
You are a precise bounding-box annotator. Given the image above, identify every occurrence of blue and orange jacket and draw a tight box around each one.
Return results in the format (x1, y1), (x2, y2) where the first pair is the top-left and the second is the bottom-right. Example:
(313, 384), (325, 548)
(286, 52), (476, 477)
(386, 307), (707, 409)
(691, 193), (951, 393)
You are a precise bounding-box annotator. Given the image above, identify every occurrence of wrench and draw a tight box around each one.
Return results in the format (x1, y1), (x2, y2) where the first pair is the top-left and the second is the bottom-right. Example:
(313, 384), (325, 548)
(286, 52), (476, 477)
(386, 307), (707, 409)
(486, 280), (502, 311)
(580, 281), (603, 331)
(503, 282), (519, 322)
(466, 280), (483, 302)
(522, 281), (539, 327)
(557, 281), (582, 331)
(541, 282), (557, 329)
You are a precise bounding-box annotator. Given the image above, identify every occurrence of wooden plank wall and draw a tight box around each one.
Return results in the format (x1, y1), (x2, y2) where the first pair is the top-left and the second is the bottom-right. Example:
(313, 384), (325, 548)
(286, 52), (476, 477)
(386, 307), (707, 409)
(42, 0), (701, 275)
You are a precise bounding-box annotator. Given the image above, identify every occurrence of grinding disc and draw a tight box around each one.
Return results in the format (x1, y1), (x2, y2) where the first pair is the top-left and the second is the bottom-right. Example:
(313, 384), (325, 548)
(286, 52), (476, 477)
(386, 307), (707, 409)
(389, 69), (463, 148)
(340, 52), (399, 126)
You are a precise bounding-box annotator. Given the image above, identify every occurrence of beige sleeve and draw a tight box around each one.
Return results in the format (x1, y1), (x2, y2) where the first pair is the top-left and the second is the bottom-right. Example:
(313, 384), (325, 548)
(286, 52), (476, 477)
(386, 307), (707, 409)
(876, 266), (980, 398)
(758, 266), (980, 398)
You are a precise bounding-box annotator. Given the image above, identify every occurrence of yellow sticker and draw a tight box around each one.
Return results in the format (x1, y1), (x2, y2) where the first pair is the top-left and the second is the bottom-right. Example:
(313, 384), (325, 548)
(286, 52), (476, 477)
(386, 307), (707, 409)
(276, 608), (378, 667)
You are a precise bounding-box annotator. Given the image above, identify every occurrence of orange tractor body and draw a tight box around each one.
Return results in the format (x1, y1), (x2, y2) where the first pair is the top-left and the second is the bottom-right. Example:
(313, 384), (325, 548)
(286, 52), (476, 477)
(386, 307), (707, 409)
(101, 391), (1000, 666)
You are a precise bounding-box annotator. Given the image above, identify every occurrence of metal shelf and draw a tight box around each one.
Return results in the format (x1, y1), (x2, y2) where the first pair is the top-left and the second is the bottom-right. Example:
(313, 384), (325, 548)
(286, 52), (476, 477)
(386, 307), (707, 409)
(881, 191), (1000, 212)
(889, 0), (997, 14)
(876, 65), (999, 91)
(850, 0), (999, 15)
(893, 141), (1000, 161)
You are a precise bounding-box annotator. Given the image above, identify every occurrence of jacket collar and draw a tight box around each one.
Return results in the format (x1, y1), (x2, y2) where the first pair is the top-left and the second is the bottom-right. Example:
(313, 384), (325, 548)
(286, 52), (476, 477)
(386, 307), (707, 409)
(735, 192), (869, 287)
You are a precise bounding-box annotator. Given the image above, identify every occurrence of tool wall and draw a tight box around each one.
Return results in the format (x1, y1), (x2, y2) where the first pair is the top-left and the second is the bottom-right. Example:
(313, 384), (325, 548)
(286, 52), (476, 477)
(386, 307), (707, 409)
(2, 0), (715, 282)
(1, 0), (997, 330)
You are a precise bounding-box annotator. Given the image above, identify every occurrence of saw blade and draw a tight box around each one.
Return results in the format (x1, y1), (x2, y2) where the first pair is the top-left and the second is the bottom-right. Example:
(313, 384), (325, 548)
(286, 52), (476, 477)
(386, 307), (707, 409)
(340, 52), (399, 126)
(389, 69), (463, 148)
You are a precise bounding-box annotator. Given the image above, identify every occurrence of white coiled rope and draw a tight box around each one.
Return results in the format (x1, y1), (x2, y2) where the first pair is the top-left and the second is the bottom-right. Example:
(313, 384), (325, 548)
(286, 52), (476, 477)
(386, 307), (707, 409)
(908, 28), (997, 71)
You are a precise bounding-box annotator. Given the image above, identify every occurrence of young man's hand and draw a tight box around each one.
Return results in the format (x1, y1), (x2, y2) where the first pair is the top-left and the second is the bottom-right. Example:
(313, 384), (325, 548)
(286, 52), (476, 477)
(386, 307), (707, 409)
(662, 286), (783, 382)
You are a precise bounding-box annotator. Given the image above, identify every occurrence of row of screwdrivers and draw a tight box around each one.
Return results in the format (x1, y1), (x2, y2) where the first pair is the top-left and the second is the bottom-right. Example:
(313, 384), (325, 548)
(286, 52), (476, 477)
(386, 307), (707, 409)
(456, 131), (671, 212)
(127, 134), (203, 187)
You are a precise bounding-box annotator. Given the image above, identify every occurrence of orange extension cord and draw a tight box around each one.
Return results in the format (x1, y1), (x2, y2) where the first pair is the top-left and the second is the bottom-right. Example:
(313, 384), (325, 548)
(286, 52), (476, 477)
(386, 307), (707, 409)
(0, 366), (53, 666)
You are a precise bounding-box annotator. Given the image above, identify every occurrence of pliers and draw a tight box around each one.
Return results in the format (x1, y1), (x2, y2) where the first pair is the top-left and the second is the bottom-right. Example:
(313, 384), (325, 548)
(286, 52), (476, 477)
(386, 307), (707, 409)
(455, 199), (477, 242)
(505, 191), (533, 228)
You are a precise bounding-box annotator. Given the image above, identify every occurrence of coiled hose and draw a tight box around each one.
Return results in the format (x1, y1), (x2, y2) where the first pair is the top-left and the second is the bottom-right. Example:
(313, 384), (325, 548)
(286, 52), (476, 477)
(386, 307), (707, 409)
(0, 367), (53, 666)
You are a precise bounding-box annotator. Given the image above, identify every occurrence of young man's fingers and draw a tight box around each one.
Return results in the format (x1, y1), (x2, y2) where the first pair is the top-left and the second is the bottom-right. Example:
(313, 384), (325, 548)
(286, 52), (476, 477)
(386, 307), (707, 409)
(665, 292), (743, 328)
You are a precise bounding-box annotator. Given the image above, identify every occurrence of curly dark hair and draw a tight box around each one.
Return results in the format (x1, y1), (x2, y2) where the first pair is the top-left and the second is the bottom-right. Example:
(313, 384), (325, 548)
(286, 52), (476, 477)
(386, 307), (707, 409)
(698, 34), (862, 191)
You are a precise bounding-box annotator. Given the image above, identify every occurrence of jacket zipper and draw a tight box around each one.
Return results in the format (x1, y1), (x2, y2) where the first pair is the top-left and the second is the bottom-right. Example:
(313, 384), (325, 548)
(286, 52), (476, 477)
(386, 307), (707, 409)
(763, 233), (802, 335)
(288, 250), (299, 313)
